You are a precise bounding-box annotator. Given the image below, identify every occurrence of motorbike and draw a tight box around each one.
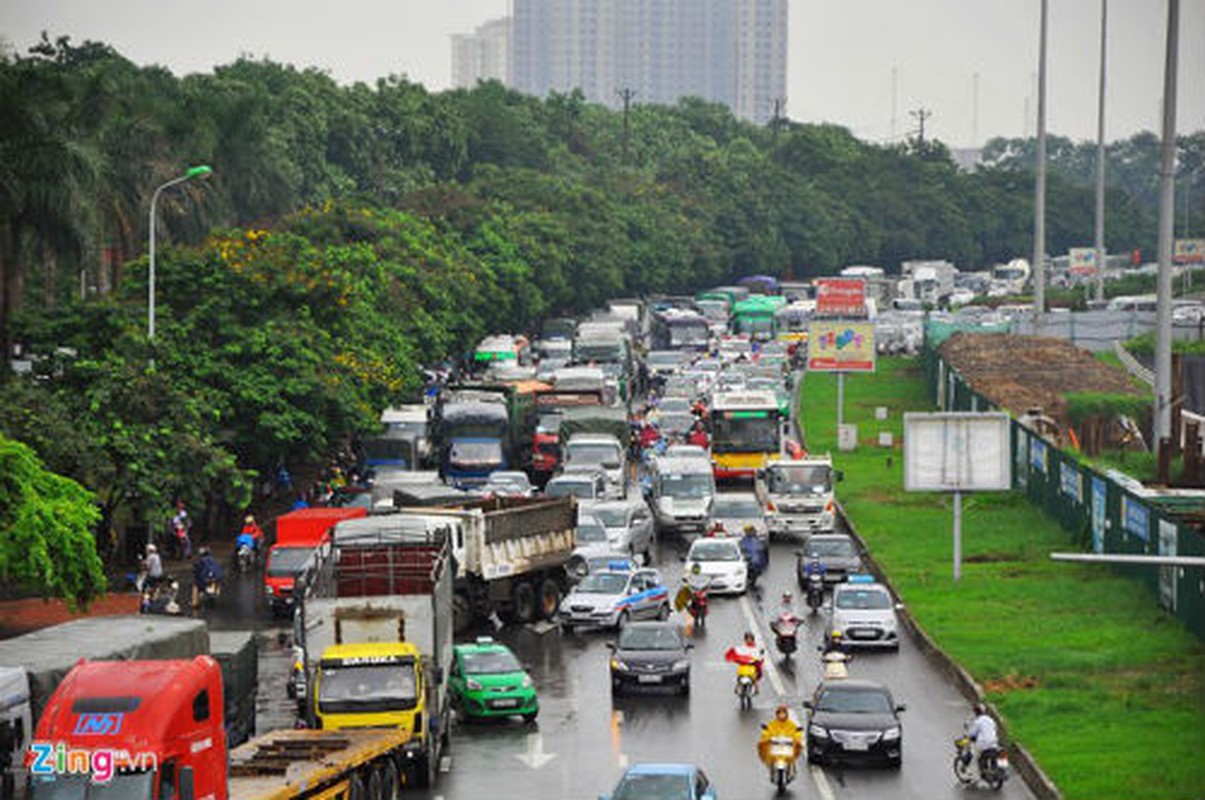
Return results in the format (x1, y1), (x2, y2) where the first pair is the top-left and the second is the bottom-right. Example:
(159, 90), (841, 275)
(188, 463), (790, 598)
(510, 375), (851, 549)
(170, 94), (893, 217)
(804, 572), (825, 613)
(740, 538), (768, 588)
(685, 577), (711, 628)
(197, 575), (221, 613)
(734, 662), (759, 710)
(820, 649), (851, 679)
(763, 735), (800, 794)
(140, 580), (183, 616)
(953, 735), (1009, 791)
(234, 535), (257, 574)
(769, 612), (800, 657)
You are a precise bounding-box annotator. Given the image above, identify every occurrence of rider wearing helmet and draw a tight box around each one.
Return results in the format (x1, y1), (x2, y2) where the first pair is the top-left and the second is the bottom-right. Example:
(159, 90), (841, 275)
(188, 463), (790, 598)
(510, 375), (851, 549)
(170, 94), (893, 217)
(803, 553), (827, 581)
(191, 547), (222, 610)
(240, 514), (265, 549)
(967, 703), (1000, 773)
(739, 524), (768, 581)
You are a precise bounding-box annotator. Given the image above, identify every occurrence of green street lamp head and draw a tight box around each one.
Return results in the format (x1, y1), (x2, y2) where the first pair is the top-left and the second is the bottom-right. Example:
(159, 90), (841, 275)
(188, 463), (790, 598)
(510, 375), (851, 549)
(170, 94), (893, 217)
(185, 165), (213, 180)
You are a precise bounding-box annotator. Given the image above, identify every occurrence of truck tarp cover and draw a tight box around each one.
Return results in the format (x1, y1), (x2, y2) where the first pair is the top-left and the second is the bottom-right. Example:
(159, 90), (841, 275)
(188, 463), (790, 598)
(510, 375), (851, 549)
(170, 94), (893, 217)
(0, 616), (208, 720)
(557, 406), (629, 444)
(275, 506), (368, 546)
(441, 403), (508, 427)
(209, 630), (258, 746)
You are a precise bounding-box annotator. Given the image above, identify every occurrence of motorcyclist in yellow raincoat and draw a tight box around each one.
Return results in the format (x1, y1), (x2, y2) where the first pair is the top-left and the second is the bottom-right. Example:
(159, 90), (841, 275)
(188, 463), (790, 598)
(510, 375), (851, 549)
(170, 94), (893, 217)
(758, 704), (804, 769)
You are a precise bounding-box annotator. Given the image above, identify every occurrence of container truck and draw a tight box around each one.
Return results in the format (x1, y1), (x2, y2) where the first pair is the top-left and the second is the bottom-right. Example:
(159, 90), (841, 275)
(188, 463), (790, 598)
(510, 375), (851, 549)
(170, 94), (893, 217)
(291, 518), (454, 788)
(26, 655), (417, 800)
(435, 382), (545, 486)
(387, 496), (577, 632)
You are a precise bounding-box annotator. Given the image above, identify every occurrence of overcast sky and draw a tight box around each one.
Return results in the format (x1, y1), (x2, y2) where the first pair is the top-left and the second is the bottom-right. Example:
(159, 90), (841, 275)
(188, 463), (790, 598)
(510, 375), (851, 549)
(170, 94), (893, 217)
(1, 0), (1202, 147)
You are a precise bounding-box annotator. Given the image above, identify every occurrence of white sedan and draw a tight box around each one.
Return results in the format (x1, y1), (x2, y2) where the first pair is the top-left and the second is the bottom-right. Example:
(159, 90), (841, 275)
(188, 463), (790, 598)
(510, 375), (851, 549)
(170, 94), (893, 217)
(683, 537), (747, 595)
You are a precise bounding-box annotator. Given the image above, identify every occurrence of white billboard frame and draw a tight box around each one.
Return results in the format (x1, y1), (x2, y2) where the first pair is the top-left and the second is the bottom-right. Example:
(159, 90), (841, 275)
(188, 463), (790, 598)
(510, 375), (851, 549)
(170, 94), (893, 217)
(904, 412), (1012, 492)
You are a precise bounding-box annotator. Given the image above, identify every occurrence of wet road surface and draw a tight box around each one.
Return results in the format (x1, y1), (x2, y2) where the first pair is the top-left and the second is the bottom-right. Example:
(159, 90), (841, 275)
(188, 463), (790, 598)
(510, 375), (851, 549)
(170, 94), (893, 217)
(206, 523), (1036, 800)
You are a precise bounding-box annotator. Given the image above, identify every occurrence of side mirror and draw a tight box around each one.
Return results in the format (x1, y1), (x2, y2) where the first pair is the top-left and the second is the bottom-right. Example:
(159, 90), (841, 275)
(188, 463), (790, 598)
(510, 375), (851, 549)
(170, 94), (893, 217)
(802, 700), (814, 710)
(685, 642), (695, 650)
(896, 703), (907, 712)
(605, 642), (616, 651)
(895, 603), (904, 611)
(679, 556), (687, 563)
(179, 767), (195, 800)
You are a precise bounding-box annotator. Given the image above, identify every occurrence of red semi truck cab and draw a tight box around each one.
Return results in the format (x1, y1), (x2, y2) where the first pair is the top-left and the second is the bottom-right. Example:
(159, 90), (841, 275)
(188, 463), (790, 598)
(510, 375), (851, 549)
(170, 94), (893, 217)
(265, 506), (367, 615)
(27, 657), (227, 799)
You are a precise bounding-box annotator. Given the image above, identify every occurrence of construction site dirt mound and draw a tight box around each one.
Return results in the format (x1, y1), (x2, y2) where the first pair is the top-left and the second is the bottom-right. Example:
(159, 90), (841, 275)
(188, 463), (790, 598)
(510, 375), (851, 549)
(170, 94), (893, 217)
(938, 332), (1145, 428)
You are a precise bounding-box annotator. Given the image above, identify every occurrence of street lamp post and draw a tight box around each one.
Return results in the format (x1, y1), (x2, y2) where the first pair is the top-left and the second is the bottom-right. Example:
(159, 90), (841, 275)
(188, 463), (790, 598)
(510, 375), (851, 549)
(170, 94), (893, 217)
(148, 165), (212, 355)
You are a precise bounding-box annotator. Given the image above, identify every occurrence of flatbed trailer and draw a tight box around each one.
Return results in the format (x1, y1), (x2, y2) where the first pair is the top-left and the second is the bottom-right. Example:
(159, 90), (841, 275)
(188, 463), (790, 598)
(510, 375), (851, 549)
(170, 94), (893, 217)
(228, 728), (413, 800)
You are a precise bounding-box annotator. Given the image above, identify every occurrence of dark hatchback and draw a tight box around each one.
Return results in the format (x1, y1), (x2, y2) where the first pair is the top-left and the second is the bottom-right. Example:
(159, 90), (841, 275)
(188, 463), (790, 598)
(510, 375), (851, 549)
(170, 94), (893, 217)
(796, 533), (864, 587)
(608, 621), (693, 696)
(804, 679), (904, 767)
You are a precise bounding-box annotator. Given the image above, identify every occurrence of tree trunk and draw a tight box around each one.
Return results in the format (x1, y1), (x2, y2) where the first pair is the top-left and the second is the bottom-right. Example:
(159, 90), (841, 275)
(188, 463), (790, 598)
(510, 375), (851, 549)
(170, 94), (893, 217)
(0, 220), (17, 367)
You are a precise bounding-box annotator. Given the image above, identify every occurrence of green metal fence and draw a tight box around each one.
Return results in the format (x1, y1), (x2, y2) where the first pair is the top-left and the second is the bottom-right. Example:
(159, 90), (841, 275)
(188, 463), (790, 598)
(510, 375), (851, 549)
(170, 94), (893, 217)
(930, 346), (1205, 640)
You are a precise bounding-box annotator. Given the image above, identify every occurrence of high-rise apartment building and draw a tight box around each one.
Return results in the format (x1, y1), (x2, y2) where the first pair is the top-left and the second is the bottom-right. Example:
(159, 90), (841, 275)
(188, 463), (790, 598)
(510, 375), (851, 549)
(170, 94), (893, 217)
(452, 17), (511, 89)
(463, 0), (786, 124)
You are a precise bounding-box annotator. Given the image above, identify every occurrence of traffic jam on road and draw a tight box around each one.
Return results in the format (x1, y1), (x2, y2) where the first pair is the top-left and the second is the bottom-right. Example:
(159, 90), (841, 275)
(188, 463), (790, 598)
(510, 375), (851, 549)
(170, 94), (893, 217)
(2, 280), (1029, 800)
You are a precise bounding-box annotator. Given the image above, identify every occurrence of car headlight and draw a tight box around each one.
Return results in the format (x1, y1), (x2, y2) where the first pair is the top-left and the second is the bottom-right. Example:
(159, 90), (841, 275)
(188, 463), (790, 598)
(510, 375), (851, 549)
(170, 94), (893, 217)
(610, 659), (629, 672)
(672, 660), (690, 671)
(808, 724), (829, 738)
(522, 674), (533, 689)
(467, 678), (483, 690)
(882, 726), (901, 741)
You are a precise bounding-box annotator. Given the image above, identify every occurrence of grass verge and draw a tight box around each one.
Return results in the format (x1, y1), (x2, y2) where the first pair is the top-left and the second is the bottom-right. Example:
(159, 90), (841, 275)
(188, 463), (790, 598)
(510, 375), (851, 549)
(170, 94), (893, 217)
(800, 357), (1205, 800)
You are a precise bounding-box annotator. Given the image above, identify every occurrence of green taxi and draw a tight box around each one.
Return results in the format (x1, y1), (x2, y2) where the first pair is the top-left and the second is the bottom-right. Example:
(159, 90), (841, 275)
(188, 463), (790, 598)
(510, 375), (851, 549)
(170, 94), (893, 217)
(450, 637), (539, 722)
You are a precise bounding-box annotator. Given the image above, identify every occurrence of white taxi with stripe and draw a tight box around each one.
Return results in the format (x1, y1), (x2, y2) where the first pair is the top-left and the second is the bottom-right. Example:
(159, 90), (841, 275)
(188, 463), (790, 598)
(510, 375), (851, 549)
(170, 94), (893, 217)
(556, 564), (670, 631)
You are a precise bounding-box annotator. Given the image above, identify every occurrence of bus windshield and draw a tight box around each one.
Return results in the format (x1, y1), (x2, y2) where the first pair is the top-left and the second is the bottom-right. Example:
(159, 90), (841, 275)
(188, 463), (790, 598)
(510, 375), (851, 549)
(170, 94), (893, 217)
(712, 413), (779, 454)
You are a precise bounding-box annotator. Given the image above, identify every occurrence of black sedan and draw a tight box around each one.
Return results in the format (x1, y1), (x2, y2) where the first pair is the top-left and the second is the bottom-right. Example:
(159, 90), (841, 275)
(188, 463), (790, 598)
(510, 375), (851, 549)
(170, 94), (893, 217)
(803, 679), (904, 767)
(608, 621), (693, 696)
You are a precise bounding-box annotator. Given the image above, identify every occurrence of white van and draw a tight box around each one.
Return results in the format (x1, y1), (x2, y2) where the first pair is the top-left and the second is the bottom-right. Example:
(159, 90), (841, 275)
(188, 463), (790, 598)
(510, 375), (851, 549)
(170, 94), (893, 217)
(650, 455), (716, 535)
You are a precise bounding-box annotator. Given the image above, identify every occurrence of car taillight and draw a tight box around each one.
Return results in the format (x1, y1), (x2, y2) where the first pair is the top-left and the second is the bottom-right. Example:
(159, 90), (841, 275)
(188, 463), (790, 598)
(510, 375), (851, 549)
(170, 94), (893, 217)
(765, 501), (776, 512)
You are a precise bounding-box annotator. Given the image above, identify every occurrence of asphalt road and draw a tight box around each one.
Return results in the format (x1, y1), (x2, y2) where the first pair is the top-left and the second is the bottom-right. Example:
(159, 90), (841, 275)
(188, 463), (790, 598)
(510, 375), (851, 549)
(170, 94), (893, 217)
(214, 518), (1036, 800)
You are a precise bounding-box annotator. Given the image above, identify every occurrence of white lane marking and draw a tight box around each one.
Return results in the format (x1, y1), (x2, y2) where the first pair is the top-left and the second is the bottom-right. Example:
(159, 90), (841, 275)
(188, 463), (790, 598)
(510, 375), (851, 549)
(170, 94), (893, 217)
(810, 764), (836, 800)
(739, 593), (787, 698)
(742, 593), (836, 800)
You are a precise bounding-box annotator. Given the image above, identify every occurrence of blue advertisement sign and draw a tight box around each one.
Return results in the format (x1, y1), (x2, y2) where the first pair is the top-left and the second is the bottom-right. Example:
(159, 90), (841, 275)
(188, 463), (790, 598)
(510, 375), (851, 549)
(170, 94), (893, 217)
(1122, 496), (1150, 542)
(1030, 438), (1048, 473)
(1090, 477), (1107, 554)
(1060, 462), (1081, 502)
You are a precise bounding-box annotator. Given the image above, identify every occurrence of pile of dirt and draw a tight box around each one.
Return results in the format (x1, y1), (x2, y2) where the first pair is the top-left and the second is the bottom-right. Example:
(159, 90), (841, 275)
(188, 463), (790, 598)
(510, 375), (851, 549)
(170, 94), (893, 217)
(938, 332), (1145, 429)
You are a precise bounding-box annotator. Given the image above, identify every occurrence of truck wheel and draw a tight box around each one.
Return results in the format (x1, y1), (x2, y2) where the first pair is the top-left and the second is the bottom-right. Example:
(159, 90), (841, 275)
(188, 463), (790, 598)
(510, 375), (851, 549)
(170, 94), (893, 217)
(513, 581), (537, 623)
(380, 761), (400, 800)
(347, 773), (366, 800)
(410, 754), (433, 788)
(453, 591), (474, 634)
(366, 767), (385, 800)
(538, 578), (562, 619)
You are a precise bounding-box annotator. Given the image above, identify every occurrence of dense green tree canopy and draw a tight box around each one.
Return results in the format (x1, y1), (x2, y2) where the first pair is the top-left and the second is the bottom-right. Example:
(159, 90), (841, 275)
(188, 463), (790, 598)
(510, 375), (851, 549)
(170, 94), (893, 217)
(0, 35), (1198, 604)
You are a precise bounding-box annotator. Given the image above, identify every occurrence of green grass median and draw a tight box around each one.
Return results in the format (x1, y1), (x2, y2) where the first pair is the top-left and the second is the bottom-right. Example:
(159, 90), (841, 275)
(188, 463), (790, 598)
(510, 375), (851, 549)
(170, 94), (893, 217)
(799, 357), (1205, 800)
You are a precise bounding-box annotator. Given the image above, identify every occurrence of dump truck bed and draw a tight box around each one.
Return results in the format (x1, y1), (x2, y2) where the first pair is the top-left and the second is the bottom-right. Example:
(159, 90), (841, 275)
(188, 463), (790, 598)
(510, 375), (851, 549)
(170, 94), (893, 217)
(228, 728), (412, 800)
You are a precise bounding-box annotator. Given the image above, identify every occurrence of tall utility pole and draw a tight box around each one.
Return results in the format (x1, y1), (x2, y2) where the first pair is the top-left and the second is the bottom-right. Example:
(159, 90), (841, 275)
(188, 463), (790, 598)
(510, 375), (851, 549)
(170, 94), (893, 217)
(1093, 0), (1109, 303)
(971, 72), (980, 148)
(771, 98), (786, 141)
(891, 67), (899, 140)
(618, 88), (636, 163)
(1155, 0), (1181, 452)
(910, 108), (931, 144)
(1033, 0), (1049, 331)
